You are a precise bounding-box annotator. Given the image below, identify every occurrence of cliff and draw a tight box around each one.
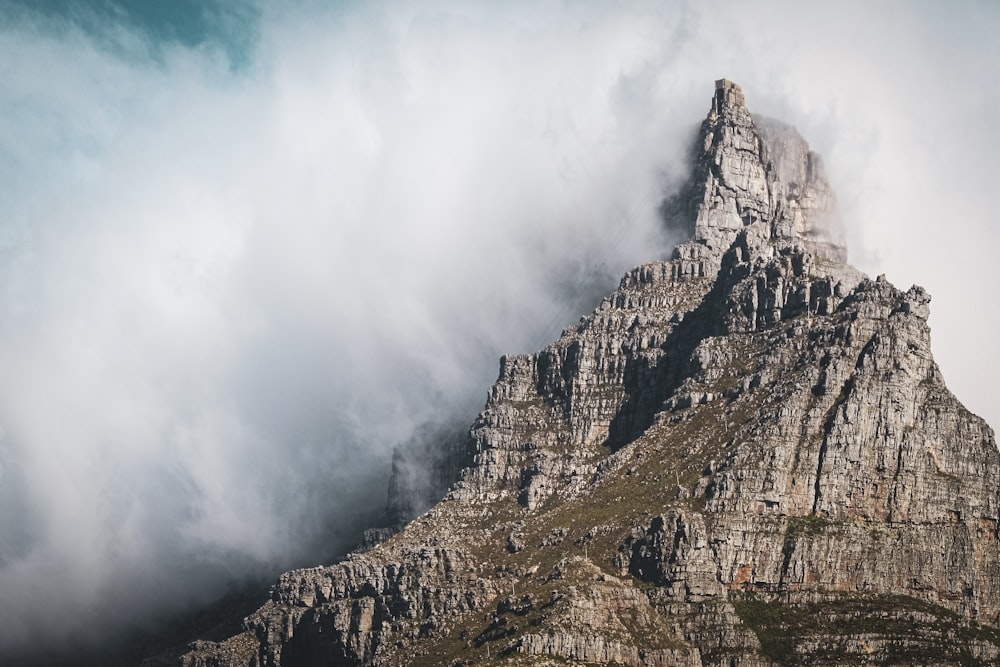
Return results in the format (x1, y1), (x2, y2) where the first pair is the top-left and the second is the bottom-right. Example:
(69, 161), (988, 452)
(179, 80), (1000, 666)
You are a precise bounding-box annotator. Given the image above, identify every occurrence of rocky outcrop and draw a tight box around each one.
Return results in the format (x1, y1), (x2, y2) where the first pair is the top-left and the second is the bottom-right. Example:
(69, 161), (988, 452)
(181, 80), (1000, 666)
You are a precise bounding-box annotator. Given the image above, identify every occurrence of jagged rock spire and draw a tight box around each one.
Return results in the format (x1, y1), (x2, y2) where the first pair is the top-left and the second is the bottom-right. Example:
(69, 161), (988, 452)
(710, 78), (747, 118)
(692, 79), (772, 247)
(669, 79), (846, 273)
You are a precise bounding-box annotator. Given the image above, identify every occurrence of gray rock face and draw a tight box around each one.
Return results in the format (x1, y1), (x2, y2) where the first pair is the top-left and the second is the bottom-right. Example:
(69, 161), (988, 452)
(665, 79), (850, 283)
(180, 80), (1000, 667)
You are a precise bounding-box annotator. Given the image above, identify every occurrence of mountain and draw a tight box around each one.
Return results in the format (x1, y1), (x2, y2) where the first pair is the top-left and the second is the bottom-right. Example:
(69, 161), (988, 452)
(178, 80), (1000, 666)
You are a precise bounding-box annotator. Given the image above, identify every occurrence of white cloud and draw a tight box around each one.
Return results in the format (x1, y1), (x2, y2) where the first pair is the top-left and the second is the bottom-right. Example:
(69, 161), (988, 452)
(0, 0), (996, 654)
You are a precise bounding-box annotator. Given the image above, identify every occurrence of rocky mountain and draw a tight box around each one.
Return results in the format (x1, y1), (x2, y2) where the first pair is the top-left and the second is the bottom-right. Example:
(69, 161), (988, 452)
(179, 80), (1000, 666)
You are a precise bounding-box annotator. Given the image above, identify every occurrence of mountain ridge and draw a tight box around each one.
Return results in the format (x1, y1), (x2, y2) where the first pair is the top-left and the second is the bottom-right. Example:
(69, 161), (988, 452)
(178, 80), (1000, 666)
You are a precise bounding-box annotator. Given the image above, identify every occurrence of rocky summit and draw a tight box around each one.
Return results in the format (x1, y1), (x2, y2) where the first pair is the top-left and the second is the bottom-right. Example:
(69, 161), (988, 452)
(179, 80), (1000, 666)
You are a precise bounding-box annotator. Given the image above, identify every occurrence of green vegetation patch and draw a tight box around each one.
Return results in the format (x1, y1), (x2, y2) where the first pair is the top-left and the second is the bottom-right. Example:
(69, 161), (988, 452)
(784, 513), (835, 539)
(732, 592), (1000, 665)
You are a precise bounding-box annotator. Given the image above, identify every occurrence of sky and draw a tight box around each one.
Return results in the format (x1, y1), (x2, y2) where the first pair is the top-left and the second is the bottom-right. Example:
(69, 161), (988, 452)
(0, 0), (997, 657)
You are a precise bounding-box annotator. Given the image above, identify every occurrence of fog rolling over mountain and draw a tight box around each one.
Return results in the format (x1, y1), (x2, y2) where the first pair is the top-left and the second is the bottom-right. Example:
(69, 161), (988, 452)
(0, 1), (998, 662)
(182, 79), (1000, 666)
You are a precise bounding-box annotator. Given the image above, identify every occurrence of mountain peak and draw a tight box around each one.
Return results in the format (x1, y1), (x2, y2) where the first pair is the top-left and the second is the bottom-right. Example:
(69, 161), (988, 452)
(667, 78), (848, 283)
(709, 78), (748, 120)
(181, 81), (1000, 667)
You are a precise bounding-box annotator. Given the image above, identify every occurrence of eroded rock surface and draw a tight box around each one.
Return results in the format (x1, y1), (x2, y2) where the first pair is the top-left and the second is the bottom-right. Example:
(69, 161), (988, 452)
(180, 80), (1000, 667)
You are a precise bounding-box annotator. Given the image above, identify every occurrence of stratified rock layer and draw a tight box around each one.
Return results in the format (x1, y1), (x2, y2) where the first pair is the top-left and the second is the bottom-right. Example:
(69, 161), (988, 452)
(180, 80), (1000, 667)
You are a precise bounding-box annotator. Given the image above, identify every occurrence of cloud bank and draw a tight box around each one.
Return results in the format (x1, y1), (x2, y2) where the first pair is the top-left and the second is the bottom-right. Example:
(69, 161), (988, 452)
(0, 0), (996, 656)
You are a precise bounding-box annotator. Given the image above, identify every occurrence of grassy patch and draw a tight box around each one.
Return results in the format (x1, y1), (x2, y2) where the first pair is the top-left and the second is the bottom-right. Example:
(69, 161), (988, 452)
(731, 596), (798, 662)
(785, 513), (834, 539)
(732, 592), (1000, 665)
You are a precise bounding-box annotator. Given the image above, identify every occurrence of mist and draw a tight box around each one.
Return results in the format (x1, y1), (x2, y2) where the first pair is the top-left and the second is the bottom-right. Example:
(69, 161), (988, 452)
(0, 0), (997, 657)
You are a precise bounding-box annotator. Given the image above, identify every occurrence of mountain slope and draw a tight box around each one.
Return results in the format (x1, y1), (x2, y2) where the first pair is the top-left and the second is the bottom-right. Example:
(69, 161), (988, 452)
(180, 80), (1000, 666)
